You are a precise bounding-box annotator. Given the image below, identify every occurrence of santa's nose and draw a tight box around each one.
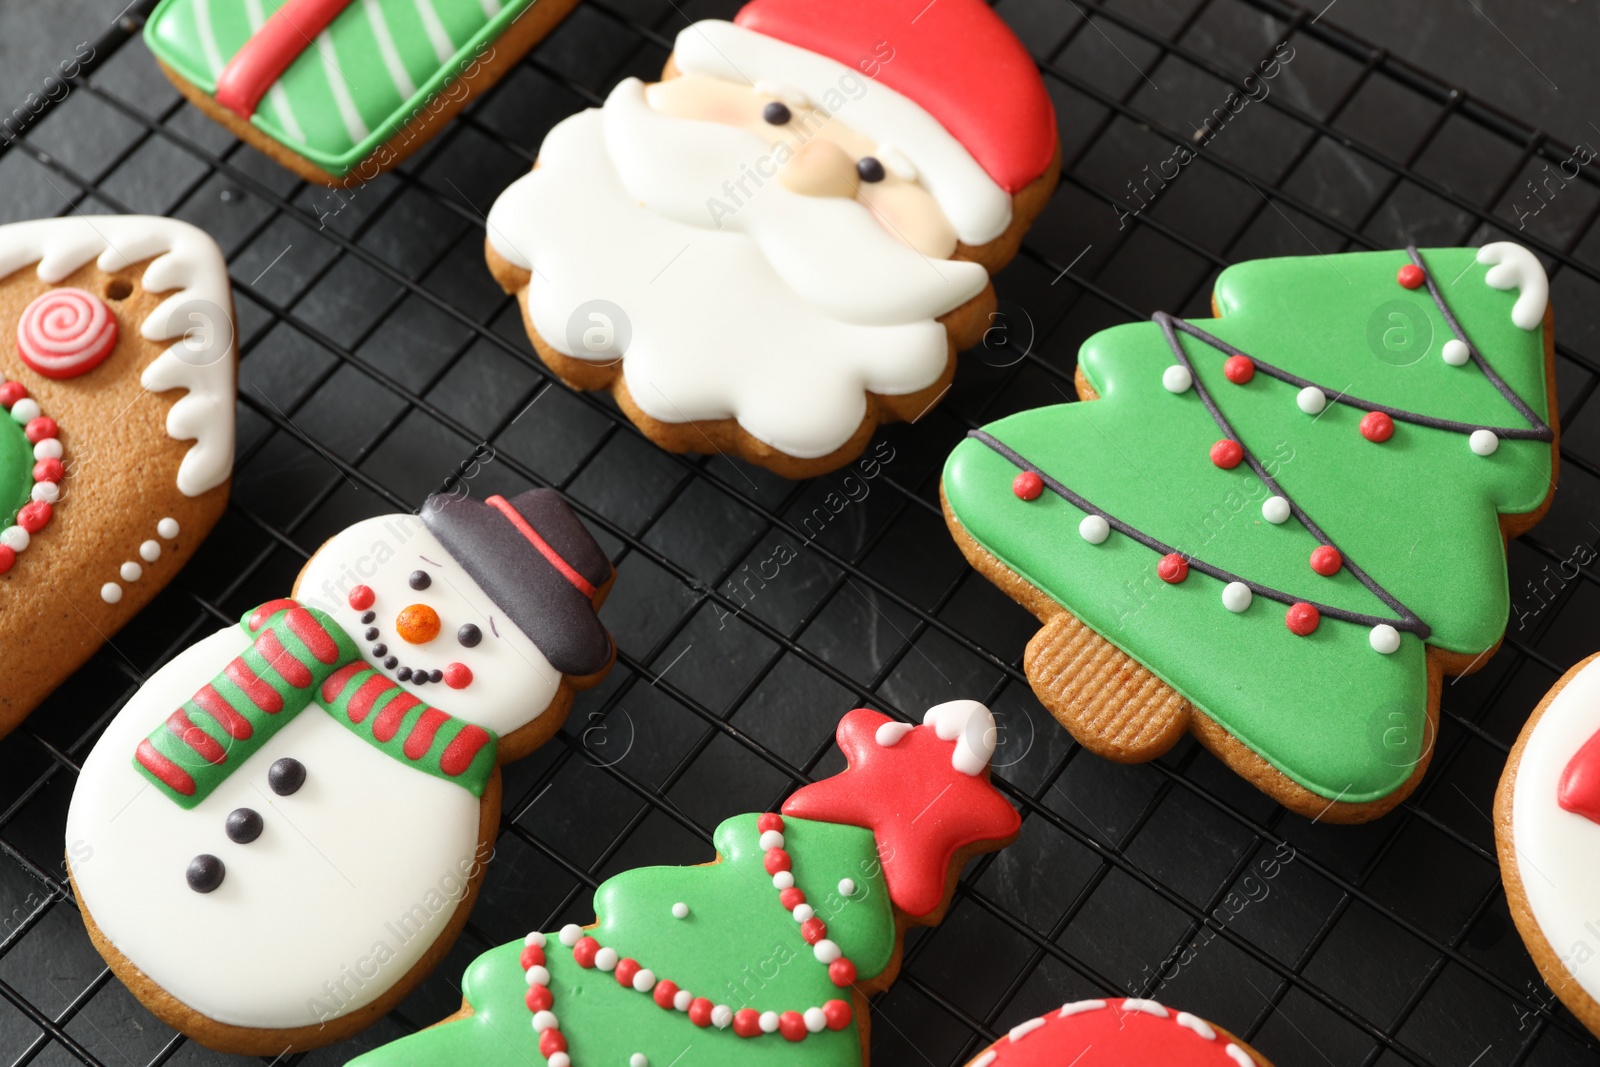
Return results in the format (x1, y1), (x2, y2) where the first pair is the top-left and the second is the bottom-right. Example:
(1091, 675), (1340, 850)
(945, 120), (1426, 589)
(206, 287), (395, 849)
(395, 604), (441, 644)
(781, 139), (857, 199)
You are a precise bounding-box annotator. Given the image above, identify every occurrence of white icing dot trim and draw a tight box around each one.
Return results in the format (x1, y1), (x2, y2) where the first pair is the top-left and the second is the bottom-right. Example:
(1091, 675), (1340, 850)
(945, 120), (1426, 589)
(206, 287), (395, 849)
(813, 939), (841, 964)
(1470, 429), (1499, 456)
(760, 1010), (779, 1033)
(139, 539), (161, 562)
(1122, 998), (1170, 1018)
(773, 871), (795, 890)
(673, 989), (693, 1011)
(1008, 1016), (1047, 1041)
(711, 1004), (733, 1029)
(970, 1053), (997, 1067)
(671, 901), (689, 919)
(630, 1054), (649, 1067)
(632, 968), (655, 993)
(157, 516), (180, 539)
(1222, 582), (1252, 614)
(525, 931), (546, 948)
(1163, 365), (1193, 393)
(1262, 496), (1290, 524)
(1226, 1045), (1253, 1066)
(549, 1053), (570, 1067)
(100, 581), (122, 604)
(1057, 999), (1107, 1017)
(1369, 624), (1401, 655)
(1296, 386), (1326, 415)
(804, 1007), (826, 1032)
(759, 830), (785, 850)
(874, 721), (914, 748)
(531, 1009), (558, 1032)
(594, 946), (618, 971)
(1176, 1011), (1216, 1040)
(1442, 338), (1470, 366)
(1079, 514), (1110, 545)
(120, 561), (142, 582)
(837, 878), (855, 897)
(793, 903), (815, 923)
(525, 964), (550, 986)
(558, 924), (583, 946)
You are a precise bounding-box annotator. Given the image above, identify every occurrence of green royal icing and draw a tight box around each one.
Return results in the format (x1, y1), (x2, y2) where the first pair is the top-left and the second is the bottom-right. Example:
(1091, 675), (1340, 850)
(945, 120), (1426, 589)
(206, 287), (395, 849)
(349, 814), (895, 1067)
(0, 415), (31, 530)
(943, 248), (1552, 804)
(143, 0), (539, 177)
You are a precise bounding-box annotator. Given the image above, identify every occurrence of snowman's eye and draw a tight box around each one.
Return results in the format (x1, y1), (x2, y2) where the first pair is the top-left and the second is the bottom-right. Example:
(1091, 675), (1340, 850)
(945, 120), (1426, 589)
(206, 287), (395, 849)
(409, 570), (431, 590)
(457, 623), (482, 647)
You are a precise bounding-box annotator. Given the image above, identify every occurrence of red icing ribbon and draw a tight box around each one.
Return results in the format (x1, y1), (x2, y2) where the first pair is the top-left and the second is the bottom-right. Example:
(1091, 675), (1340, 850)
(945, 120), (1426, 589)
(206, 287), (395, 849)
(1558, 729), (1600, 824)
(16, 288), (117, 379)
(213, 0), (355, 120)
(485, 494), (599, 599)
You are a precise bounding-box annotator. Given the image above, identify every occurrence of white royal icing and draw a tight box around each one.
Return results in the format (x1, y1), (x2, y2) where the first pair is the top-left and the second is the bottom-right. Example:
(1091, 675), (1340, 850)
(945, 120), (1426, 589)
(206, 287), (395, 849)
(874, 720), (914, 747)
(1057, 999), (1107, 1016)
(921, 699), (996, 776)
(1121, 997), (1170, 1018)
(1510, 656), (1600, 1007)
(1477, 241), (1548, 332)
(0, 216), (236, 496)
(1008, 1016), (1046, 1041)
(671, 20), (1012, 246)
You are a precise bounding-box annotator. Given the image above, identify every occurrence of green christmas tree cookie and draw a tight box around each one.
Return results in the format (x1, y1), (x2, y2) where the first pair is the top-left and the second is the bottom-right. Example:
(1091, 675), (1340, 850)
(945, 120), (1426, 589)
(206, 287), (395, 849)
(942, 243), (1557, 822)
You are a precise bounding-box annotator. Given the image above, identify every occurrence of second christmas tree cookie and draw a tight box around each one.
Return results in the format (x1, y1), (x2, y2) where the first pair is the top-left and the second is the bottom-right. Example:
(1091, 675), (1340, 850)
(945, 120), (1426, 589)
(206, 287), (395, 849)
(942, 244), (1557, 822)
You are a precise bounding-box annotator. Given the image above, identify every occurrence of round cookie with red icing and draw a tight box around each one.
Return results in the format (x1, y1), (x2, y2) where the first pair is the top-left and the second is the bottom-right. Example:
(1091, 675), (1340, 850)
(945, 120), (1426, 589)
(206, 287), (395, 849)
(1496, 651), (1600, 1037)
(65, 488), (616, 1055)
(964, 999), (1271, 1066)
(483, 0), (1061, 478)
(0, 215), (237, 738)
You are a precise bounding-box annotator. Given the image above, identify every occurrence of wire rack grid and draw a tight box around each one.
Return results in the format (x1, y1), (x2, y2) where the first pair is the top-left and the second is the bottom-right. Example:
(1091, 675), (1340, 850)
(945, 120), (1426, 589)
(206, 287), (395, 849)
(0, 0), (1598, 1065)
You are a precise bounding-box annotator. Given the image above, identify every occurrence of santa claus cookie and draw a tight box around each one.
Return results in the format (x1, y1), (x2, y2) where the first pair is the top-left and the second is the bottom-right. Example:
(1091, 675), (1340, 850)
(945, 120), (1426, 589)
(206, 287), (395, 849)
(943, 243), (1558, 821)
(0, 215), (235, 737)
(485, 0), (1060, 478)
(346, 701), (1021, 1067)
(1495, 652), (1600, 1036)
(143, 0), (579, 187)
(65, 488), (615, 1054)
(964, 998), (1270, 1066)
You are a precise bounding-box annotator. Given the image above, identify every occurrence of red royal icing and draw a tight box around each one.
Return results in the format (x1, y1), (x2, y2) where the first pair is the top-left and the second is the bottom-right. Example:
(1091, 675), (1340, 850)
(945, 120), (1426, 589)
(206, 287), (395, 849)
(1210, 439), (1243, 469)
(1285, 602), (1320, 636)
(213, 0), (355, 119)
(1558, 729), (1600, 824)
(1157, 553), (1188, 584)
(781, 708), (1020, 918)
(1309, 546), (1342, 577)
(1397, 263), (1426, 290)
(0, 382), (25, 408)
(973, 999), (1253, 1066)
(1223, 355), (1254, 384)
(733, 0), (1055, 193)
(0, 545), (14, 574)
(347, 584), (375, 611)
(1360, 411), (1394, 443)
(16, 288), (118, 379)
(1012, 470), (1044, 501)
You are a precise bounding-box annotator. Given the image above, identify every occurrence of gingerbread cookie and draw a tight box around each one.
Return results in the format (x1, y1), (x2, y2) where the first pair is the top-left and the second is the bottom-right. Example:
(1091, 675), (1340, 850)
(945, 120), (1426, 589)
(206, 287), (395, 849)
(143, 0), (580, 188)
(1496, 652), (1600, 1036)
(0, 215), (236, 737)
(943, 244), (1557, 821)
(65, 488), (614, 1054)
(485, 0), (1060, 478)
(346, 701), (1021, 1066)
(964, 998), (1271, 1066)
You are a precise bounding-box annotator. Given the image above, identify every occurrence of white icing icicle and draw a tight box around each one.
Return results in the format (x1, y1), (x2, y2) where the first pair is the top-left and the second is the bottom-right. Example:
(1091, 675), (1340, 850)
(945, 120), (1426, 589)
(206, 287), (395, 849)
(921, 699), (996, 776)
(1477, 241), (1549, 331)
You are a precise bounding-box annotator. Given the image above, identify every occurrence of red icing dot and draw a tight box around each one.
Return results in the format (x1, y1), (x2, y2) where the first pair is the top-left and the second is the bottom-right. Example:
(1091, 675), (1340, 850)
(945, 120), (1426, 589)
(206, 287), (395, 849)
(801, 917), (827, 944)
(824, 999), (853, 1030)
(764, 849), (792, 875)
(779, 887), (806, 911)
(1397, 263), (1426, 289)
(733, 1008), (762, 1038)
(24, 417), (57, 445)
(0, 546), (14, 574)
(1310, 546), (1343, 576)
(689, 998), (714, 1028)
(779, 1011), (807, 1042)
(538, 1029), (567, 1057)
(828, 958), (857, 987)
(1157, 553), (1188, 584)
(1286, 602), (1320, 635)
(653, 979), (679, 1010)
(0, 382), (25, 409)
(571, 936), (599, 968)
(17, 501), (50, 534)
(1012, 470), (1044, 501)
(1210, 439), (1244, 469)
(1360, 411), (1395, 442)
(1223, 355), (1255, 384)
(348, 584), (375, 610)
(443, 662), (473, 689)
(524, 984), (552, 1012)
(519, 944), (545, 969)
(757, 813), (784, 833)
(32, 457), (63, 483)
(615, 958), (640, 988)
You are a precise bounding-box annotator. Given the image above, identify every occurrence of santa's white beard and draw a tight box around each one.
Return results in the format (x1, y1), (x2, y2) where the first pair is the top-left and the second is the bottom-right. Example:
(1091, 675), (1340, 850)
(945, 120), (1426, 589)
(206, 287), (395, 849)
(486, 79), (990, 460)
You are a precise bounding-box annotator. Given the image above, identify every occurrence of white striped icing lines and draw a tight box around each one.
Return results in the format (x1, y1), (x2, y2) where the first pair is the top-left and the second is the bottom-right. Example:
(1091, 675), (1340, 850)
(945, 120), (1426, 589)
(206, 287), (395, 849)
(964, 998), (1260, 1066)
(101, 517), (180, 605)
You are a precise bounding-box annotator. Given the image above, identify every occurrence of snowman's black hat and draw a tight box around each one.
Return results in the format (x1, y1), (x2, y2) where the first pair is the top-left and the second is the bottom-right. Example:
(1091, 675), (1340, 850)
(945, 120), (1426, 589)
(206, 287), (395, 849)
(422, 488), (613, 676)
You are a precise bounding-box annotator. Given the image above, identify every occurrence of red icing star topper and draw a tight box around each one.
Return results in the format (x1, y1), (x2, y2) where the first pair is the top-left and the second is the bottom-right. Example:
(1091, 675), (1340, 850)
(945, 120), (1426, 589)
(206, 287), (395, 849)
(782, 704), (1021, 919)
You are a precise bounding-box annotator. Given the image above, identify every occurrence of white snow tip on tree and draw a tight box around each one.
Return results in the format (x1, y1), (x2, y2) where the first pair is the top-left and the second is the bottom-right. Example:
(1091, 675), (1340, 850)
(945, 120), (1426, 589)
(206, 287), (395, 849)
(1477, 242), (1548, 331)
(921, 700), (998, 776)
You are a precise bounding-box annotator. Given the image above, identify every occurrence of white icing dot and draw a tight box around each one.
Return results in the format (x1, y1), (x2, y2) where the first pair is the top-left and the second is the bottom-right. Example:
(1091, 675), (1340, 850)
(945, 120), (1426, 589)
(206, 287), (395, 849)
(1225, 1046), (1253, 1067)
(531, 1010), (558, 1031)
(875, 720), (913, 747)
(1058, 1000), (1108, 1017)
(30, 481), (57, 503)
(120, 561), (142, 582)
(1222, 582), (1252, 613)
(813, 939), (841, 964)
(525, 965), (550, 986)
(793, 904), (815, 923)
(157, 517), (180, 539)
(10, 399), (40, 423)
(558, 924), (583, 946)
(1370, 624), (1401, 654)
(760, 1011), (780, 1033)
(140, 540), (161, 562)
(838, 878), (855, 897)
(804, 1007), (826, 1032)
(1262, 496), (1290, 524)
(1162, 365), (1193, 393)
(1442, 338), (1471, 366)
(711, 1004), (733, 1029)
(1296, 386), (1326, 415)
(633, 968), (655, 992)
(100, 582), (122, 604)
(1470, 429), (1499, 456)
(759, 830), (785, 850)
(631, 1056), (649, 1067)
(1078, 514), (1110, 545)
(1009, 1017), (1047, 1041)
(524, 931), (546, 948)
(1, 526), (28, 552)
(1176, 1012), (1216, 1040)
(594, 946), (618, 971)
(672, 901), (689, 919)
(33, 438), (62, 460)
(673, 989), (693, 1011)
(773, 871), (795, 890)
(548, 1054), (570, 1067)
(1122, 998), (1169, 1017)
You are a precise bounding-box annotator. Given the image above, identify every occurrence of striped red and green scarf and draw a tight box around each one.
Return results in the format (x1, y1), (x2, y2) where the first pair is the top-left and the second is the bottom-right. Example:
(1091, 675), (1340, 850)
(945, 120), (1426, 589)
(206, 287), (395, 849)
(134, 600), (497, 808)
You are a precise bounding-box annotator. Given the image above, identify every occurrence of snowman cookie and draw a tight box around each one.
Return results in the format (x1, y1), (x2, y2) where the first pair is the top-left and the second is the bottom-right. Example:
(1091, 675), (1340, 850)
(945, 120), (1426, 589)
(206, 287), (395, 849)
(0, 215), (236, 737)
(964, 998), (1271, 1066)
(1496, 652), (1600, 1036)
(485, 0), (1060, 477)
(65, 488), (614, 1054)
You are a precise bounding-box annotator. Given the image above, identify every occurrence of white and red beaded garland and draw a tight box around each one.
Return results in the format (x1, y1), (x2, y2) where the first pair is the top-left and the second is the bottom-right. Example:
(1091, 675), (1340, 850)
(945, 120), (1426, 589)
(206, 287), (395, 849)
(518, 815), (857, 1061)
(0, 377), (64, 576)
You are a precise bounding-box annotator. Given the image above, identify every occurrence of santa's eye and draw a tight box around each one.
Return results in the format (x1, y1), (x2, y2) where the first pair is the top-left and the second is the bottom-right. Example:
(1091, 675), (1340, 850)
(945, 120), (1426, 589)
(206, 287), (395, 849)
(856, 157), (886, 183)
(763, 101), (791, 125)
(409, 570), (431, 590)
(457, 623), (482, 648)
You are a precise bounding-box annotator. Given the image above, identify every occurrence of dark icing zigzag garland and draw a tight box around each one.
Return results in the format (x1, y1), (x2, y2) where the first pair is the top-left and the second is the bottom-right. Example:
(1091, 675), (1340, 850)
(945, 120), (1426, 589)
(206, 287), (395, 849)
(971, 246), (1552, 645)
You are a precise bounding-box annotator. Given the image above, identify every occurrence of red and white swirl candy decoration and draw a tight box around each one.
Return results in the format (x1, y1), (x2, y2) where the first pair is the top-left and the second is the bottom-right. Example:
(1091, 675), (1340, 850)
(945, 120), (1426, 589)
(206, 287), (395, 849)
(16, 287), (118, 380)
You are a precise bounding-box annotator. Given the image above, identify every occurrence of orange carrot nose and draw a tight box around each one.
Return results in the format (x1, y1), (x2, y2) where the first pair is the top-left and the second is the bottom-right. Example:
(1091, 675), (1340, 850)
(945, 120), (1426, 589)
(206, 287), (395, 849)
(395, 604), (441, 644)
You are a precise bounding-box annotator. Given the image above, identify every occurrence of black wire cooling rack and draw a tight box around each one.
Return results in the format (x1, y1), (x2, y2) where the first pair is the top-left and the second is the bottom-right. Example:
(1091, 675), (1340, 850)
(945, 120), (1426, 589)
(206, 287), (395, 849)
(2, 0), (1599, 1064)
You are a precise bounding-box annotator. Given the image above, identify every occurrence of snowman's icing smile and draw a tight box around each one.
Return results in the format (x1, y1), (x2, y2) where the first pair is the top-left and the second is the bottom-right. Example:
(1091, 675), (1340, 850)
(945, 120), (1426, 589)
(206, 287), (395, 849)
(348, 573), (475, 690)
